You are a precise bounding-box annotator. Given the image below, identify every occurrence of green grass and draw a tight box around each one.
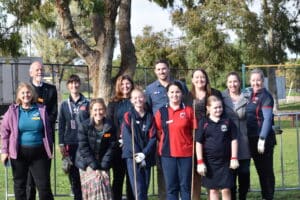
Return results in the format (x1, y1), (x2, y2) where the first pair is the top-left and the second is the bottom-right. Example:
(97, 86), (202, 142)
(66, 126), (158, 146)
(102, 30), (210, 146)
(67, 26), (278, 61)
(279, 102), (300, 111)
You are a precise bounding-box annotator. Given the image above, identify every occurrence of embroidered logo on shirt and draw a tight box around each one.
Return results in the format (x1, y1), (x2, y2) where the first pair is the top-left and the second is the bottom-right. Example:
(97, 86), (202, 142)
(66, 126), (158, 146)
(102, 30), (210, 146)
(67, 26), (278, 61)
(79, 105), (87, 111)
(154, 91), (160, 95)
(37, 98), (44, 103)
(179, 112), (186, 119)
(32, 112), (41, 120)
(103, 133), (111, 138)
(221, 124), (228, 132)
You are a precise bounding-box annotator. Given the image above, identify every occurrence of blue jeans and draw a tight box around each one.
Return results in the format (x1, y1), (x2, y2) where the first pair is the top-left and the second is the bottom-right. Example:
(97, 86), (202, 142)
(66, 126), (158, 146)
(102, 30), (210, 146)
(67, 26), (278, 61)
(161, 156), (192, 200)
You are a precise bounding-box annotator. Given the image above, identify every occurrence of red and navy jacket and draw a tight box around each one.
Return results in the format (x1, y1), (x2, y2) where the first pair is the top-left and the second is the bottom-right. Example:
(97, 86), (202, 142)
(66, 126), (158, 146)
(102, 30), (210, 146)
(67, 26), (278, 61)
(121, 108), (157, 166)
(154, 103), (194, 157)
(246, 88), (274, 139)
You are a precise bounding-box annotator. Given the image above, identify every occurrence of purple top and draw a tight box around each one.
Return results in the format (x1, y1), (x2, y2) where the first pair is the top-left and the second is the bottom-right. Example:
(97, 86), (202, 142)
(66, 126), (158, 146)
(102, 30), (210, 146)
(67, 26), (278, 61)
(1, 103), (53, 159)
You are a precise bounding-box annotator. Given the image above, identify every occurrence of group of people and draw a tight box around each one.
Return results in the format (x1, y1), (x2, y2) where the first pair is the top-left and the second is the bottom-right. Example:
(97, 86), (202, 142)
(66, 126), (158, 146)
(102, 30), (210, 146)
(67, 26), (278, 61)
(0, 59), (276, 200)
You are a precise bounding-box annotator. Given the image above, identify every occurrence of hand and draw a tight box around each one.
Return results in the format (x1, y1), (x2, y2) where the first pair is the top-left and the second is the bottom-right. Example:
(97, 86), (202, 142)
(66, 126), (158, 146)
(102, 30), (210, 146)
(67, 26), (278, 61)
(134, 152), (145, 163)
(140, 160), (146, 168)
(257, 138), (265, 154)
(230, 159), (239, 169)
(1, 153), (8, 165)
(197, 163), (207, 176)
(118, 139), (123, 147)
(96, 170), (109, 179)
(59, 145), (68, 157)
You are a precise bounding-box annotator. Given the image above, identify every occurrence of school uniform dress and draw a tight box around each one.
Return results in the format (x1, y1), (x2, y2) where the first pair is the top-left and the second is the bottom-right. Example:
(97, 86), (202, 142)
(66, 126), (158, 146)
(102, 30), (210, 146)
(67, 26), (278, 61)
(222, 89), (250, 200)
(121, 109), (156, 200)
(75, 118), (116, 200)
(107, 98), (134, 200)
(246, 88), (276, 200)
(154, 103), (194, 200)
(196, 117), (237, 189)
(58, 94), (90, 200)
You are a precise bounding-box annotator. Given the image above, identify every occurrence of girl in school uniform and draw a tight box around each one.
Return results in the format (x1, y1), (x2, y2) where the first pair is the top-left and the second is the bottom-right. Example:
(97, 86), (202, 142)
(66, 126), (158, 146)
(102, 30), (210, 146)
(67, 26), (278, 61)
(155, 81), (194, 200)
(121, 88), (156, 200)
(196, 95), (239, 200)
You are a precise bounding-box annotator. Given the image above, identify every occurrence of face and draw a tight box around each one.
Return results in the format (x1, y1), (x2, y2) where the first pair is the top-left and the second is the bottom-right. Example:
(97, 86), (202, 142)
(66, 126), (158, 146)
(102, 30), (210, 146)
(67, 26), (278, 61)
(67, 81), (80, 94)
(154, 63), (170, 81)
(167, 85), (182, 105)
(131, 90), (145, 108)
(120, 79), (133, 96)
(250, 73), (263, 92)
(227, 75), (241, 94)
(30, 62), (44, 83)
(192, 70), (207, 90)
(91, 102), (106, 123)
(18, 86), (33, 105)
(207, 100), (223, 118)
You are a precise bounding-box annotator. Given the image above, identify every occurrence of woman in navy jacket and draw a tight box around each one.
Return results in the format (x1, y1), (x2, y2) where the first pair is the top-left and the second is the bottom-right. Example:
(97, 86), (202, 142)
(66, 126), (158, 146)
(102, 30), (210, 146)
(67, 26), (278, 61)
(246, 69), (276, 200)
(75, 98), (116, 200)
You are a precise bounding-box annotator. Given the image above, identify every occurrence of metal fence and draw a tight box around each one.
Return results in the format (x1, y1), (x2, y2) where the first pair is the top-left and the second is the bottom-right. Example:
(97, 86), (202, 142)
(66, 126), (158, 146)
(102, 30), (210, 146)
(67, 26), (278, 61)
(1, 62), (300, 199)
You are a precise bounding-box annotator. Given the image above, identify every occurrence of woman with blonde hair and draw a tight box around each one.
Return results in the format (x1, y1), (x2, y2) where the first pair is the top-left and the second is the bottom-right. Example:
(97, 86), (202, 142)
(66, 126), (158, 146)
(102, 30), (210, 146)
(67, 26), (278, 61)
(75, 98), (115, 200)
(1, 82), (54, 200)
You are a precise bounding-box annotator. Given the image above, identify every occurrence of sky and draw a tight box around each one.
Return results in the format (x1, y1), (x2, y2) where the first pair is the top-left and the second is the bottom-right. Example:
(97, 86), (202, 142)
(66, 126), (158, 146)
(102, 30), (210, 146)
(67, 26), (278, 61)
(131, 1), (182, 38)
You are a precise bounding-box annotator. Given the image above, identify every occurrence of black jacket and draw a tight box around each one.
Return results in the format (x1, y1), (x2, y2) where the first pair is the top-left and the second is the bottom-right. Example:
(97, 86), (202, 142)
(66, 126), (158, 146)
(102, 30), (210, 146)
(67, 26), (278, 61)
(31, 81), (58, 127)
(75, 118), (116, 170)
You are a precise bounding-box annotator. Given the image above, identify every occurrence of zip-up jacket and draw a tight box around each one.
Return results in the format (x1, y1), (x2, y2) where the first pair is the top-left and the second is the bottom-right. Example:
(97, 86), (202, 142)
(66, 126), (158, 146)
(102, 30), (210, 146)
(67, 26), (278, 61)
(58, 94), (89, 145)
(246, 88), (274, 139)
(121, 108), (156, 166)
(31, 81), (58, 127)
(154, 103), (194, 157)
(1, 103), (53, 159)
(75, 118), (116, 170)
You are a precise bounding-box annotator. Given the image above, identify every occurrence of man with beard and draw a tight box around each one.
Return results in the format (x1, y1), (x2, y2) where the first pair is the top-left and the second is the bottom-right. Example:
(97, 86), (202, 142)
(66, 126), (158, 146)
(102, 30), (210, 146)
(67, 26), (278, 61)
(27, 61), (58, 200)
(145, 59), (188, 200)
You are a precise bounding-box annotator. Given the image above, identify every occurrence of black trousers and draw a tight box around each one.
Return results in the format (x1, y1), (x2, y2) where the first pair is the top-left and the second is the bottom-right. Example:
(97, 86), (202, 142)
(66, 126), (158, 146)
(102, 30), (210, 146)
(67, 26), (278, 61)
(67, 144), (82, 200)
(231, 159), (250, 200)
(249, 136), (275, 200)
(11, 145), (53, 200)
(112, 147), (134, 200)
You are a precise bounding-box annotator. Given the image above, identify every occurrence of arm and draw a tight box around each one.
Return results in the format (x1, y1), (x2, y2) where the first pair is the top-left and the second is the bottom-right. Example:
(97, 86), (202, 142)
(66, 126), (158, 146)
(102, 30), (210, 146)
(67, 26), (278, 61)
(77, 122), (98, 169)
(142, 118), (157, 156)
(99, 125), (117, 170)
(58, 103), (67, 156)
(260, 108), (273, 139)
(0, 108), (12, 163)
(231, 139), (238, 159)
(49, 86), (58, 126)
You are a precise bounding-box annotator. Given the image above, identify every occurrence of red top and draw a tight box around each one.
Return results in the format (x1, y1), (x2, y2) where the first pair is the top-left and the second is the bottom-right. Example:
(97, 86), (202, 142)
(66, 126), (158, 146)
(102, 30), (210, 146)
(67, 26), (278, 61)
(155, 104), (194, 157)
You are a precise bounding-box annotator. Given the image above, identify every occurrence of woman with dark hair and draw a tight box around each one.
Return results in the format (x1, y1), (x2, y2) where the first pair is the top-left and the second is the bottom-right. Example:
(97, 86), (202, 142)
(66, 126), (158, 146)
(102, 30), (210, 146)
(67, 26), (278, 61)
(1, 82), (54, 200)
(184, 68), (222, 200)
(58, 74), (90, 200)
(246, 69), (276, 200)
(75, 98), (115, 200)
(155, 81), (194, 200)
(222, 72), (250, 200)
(107, 75), (135, 200)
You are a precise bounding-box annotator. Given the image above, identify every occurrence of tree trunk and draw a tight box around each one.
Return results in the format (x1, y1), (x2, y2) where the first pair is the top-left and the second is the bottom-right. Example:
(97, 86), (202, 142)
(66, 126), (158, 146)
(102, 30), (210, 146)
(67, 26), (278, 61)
(117, 0), (137, 80)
